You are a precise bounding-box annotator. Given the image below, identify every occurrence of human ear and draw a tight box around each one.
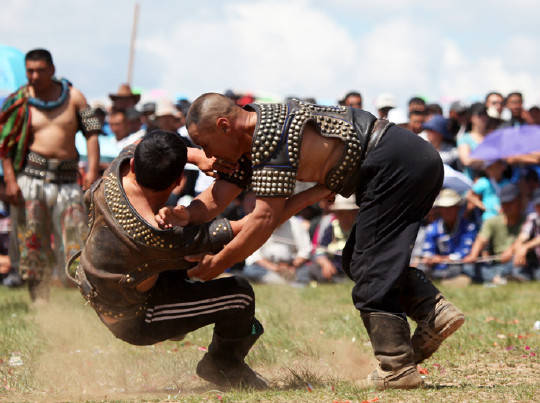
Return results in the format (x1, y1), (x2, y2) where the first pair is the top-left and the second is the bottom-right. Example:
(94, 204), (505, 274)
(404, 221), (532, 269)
(216, 118), (230, 134)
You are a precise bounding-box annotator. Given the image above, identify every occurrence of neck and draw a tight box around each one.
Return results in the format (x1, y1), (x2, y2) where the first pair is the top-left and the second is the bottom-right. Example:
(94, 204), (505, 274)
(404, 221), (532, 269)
(125, 170), (170, 214)
(236, 110), (258, 154)
(31, 79), (57, 100)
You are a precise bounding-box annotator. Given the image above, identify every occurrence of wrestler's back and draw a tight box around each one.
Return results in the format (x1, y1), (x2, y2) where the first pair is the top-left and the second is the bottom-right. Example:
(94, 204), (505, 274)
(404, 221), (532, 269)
(296, 124), (344, 185)
(29, 87), (82, 160)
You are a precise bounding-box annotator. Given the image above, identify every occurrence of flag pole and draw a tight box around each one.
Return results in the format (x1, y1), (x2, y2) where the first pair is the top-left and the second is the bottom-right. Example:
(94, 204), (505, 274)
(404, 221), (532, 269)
(127, 2), (140, 86)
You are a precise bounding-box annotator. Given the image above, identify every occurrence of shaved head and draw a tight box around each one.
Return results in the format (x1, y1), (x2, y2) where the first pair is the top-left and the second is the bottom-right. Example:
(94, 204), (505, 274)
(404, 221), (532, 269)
(186, 92), (240, 131)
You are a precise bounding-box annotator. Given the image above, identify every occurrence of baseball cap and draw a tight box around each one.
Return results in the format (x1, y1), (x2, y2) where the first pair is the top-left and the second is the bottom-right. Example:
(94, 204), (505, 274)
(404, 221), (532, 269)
(423, 115), (452, 139)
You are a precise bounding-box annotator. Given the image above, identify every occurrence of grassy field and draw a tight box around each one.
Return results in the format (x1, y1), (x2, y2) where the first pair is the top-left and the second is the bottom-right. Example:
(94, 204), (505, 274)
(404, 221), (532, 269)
(0, 280), (538, 402)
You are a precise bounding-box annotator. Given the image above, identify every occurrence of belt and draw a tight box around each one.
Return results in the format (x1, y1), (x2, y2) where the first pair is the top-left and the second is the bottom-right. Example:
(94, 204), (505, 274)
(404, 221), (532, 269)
(22, 151), (79, 183)
(364, 119), (394, 161)
(66, 251), (148, 321)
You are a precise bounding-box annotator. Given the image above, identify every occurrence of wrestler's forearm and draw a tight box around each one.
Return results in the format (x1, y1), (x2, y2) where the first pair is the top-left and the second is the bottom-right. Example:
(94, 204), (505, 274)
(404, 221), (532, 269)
(187, 180), (241, 224)
(212, 197), (285, 271)
(86, 134), (100, 175)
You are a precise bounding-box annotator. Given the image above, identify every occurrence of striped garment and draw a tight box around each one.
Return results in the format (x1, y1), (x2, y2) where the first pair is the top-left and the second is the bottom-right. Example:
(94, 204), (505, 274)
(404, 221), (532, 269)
(0, 86), (31, 173)
(145, 293), (254, 323)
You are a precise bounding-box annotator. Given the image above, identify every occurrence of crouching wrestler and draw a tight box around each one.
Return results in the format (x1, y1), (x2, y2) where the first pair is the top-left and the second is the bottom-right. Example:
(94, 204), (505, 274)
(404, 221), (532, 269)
(67, 130), (267, 389)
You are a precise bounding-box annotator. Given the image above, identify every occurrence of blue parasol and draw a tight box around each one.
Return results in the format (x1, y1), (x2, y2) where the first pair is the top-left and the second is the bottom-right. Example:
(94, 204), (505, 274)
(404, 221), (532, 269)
(0, 45), (26, 96)
(470, 124), (540, 160)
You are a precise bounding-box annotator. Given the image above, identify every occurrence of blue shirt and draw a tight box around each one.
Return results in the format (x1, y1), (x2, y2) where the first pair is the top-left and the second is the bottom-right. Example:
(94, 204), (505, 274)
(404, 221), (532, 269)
(471, 176), (512, 222)
(422, 213), (478, 271)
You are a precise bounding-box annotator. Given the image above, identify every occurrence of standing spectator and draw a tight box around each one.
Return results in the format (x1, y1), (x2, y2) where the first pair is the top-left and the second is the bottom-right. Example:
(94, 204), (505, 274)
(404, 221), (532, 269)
(140, 102), (158, 133)
(448, 101), (470, 140)
(375, 93), (396, 120)
(297, 195), (358, 284)
(342, 91), (363, 109)
(512, 187), (540, 281)
(500, 92), (526, 128)
(528, 106), (540, 125)
(463, 183), (525, 283)
(457, 103), (490, 180)
(485, 91), (505, 120)
(408, 96), (427, 114)
(406, 110), (426, 135)
(467, 159), (513, 222)
(108, 108), (144, 152)
(422, 115), (459, 169)
(108, 83), (140, 110)
(0, 48), (100, 303)
(420, 188), (478, 280)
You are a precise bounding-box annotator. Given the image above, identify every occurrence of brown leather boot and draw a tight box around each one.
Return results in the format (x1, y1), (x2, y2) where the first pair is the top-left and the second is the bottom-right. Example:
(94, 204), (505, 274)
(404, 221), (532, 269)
(359, 312), (424, 390)
(399, 268), (465, 364)
(196, 322), (267, 389)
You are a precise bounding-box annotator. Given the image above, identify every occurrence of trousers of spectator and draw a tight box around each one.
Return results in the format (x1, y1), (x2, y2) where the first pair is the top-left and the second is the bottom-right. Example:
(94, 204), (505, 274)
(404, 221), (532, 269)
(343, 125), (444, 314)
(106, 271), (258, 345)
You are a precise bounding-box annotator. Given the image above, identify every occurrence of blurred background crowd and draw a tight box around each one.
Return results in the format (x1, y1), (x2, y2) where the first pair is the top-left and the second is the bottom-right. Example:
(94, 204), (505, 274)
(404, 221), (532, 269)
(2, 78), (540, 289)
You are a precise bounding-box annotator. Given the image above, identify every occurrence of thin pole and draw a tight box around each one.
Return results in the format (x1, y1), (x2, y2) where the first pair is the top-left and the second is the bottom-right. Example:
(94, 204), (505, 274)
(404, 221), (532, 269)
(127, 2), (140, 86)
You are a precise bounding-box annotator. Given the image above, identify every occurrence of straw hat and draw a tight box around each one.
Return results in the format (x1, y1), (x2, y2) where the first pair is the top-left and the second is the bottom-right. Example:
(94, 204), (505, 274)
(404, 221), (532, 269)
(109, 83), (141, 103)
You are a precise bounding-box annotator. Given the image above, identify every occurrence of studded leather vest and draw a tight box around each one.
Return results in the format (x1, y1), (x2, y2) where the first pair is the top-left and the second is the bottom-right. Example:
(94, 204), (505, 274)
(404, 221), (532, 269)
(77, 145), (234, 319)
(220, 100), (393, 198)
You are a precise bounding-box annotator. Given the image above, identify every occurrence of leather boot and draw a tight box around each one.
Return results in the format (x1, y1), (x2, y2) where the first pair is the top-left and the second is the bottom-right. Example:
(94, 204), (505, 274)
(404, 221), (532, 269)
(196, 320), (267, 389)
(359, 312), (424, 389)
(399, 268), (465, 364)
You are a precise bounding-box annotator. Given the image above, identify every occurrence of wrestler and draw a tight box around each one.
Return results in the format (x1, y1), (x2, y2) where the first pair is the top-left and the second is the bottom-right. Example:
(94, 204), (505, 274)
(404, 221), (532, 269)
(69, 130), (329, 389)
(0, 48), (101, 303)
(158, 93), (465, 389)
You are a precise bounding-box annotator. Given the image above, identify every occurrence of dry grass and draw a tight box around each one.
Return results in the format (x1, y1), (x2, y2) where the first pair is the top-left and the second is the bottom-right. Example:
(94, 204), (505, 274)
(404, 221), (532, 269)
(0, 280), (538, 402)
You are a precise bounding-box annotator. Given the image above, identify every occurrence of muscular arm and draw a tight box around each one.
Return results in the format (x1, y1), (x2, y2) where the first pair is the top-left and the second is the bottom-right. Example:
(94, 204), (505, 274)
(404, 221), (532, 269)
(1, 157), (23, 205)
(187, 185), (333, 280)
(186, 179), (243, 224)
(188, 196), (285, 280)
(84, 134), (100, 189)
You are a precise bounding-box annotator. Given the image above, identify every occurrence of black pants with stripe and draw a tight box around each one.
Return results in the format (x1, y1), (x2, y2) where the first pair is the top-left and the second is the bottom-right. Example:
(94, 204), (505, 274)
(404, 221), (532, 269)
(106, 271), (257, 346)
(344, 124), (444, 314)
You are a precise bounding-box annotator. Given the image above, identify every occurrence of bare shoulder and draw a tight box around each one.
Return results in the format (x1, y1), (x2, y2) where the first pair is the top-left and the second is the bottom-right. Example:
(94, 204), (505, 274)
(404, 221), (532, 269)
(69, 86), (89, 110)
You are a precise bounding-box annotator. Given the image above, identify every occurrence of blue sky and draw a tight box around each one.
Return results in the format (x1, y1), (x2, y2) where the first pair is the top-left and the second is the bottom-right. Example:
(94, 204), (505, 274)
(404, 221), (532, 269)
(1, 0), (539, 115)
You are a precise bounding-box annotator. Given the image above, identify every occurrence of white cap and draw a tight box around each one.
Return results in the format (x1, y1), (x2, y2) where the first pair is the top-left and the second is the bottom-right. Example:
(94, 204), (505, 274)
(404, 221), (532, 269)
(155, 98), (181, 118)
(375, 93), (397, 110)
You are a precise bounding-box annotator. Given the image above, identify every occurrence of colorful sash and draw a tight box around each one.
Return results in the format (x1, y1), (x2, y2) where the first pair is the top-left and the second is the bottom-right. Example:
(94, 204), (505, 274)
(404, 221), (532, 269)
(0, 87), (31, 173)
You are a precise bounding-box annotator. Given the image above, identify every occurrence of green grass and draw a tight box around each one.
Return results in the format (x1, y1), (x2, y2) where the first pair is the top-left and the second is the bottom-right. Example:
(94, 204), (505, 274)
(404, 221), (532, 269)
(0, 280), (538, 402)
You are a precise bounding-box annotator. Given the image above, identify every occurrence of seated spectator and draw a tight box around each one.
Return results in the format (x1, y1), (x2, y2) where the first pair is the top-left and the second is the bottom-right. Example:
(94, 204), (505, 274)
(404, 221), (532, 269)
(241, 194), (311, 285)
(463, 184), (526, 283)
(422, 115), (460, 169)
(419, 188), (478, 280)
(512, 188), (540, 281)
(467, 159), (513, 222)
(296, 195), (358, 284)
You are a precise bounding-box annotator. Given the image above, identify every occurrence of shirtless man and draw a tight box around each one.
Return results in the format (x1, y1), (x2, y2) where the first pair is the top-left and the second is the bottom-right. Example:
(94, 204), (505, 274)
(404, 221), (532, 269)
(0, 48), (100, 302)
(158, 93), (465, 389)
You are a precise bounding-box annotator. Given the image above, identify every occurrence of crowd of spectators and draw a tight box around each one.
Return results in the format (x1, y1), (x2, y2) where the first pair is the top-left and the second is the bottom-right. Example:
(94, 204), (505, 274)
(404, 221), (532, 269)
(2, 85), (540, 288)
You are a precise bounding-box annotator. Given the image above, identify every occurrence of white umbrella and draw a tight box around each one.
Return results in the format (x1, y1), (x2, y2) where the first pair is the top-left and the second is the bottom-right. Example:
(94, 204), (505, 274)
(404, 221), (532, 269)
(443, 164), (473, 194)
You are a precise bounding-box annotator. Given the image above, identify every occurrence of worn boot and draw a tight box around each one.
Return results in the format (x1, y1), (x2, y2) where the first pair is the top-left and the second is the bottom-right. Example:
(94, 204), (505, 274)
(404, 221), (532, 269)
(196, 322), (267, 389)
(359, 312), (424, 389)
(399, 268), (465, 364)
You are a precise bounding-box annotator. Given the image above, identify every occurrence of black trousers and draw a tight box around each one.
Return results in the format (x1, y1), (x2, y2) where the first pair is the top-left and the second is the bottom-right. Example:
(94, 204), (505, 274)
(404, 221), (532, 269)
(106, 271), (257, 346)
(344, 125), (443, 314)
